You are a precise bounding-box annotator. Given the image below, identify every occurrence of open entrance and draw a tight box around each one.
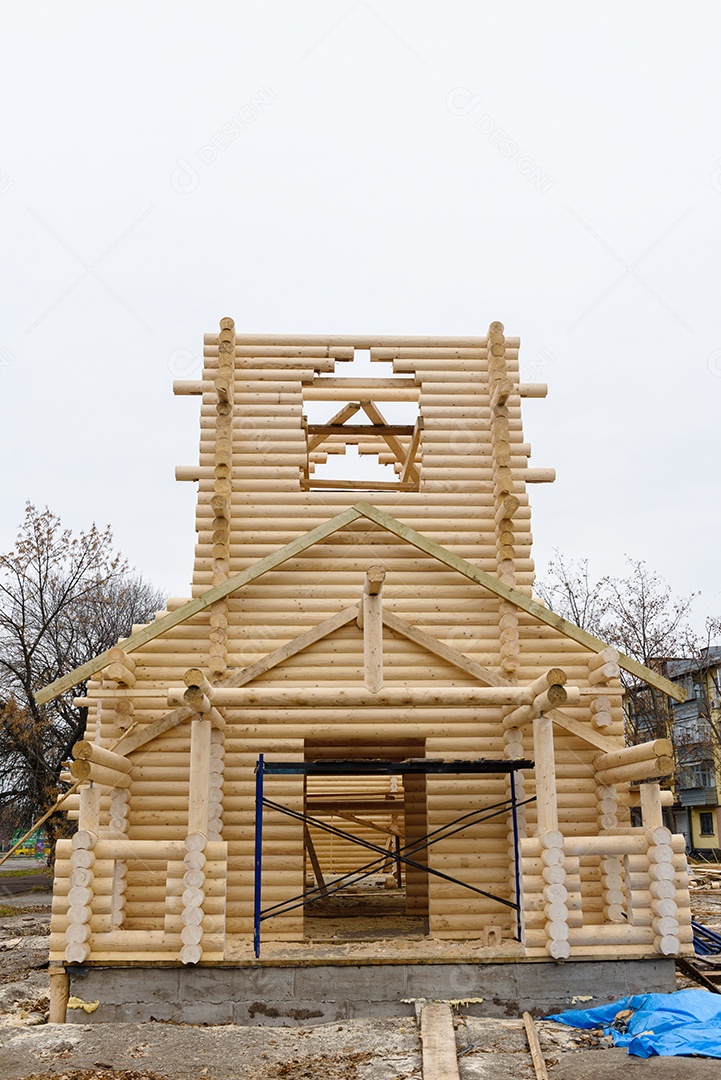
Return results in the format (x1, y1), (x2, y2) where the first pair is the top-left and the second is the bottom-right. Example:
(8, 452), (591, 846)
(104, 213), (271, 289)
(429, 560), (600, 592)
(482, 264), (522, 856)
(302, 738), (428, 943)
(252, 753), (532, 958)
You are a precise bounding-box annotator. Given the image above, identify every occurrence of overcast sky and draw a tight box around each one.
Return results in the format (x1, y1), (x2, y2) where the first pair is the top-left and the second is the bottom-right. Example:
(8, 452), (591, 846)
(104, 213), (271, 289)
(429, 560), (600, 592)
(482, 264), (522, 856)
(1, 2), (719, 629)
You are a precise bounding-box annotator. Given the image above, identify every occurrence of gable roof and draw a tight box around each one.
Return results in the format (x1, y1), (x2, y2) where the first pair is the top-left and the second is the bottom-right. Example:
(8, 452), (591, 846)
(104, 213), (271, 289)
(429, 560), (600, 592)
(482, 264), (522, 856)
(35, 502), (685, 706)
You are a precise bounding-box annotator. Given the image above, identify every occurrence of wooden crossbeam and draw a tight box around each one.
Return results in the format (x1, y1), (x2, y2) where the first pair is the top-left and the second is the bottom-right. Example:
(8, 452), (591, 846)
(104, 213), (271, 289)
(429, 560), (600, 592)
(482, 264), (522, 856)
(400, 418), (423, 483)
(306, 402), (361, 452)
(301, 479), (416, 491)
(355, 502), (685, 703)
(359, 401), (419, 483)
(113, 606), (361, 757)
(307, 424), (415, 436)
(34, 506), (364, 705)
(381, 609), (619, 753)
(36, 501), (684, 708)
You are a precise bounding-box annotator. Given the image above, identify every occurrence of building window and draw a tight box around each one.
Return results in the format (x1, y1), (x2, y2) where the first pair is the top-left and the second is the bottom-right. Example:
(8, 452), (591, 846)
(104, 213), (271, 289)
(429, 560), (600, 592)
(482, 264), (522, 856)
(699, 812), (715, 836)
(678, 762), (716, 790)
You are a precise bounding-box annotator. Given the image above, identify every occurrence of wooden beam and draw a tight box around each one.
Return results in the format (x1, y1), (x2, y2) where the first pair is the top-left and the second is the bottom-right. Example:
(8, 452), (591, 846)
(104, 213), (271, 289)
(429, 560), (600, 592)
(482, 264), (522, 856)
(523, 1012), (550, 1079)
(113, 607), (361, 758)
(112, 705), (194, 757)
(306, 402), (361, 451)
(307, 424), (416, 436)
(381, 610), (507, 686)
(381, 610), (619, 754)
(226, 605), (360, 688)
(303, 826), (328, 897)
(354, 502), (685, 703)
(35, 506), (364, 705)
(534, 713), (558, 832)
(335, 812), (401, 837)
(301, 479), (417, 491)
(307, 799), (403, 814)
(543, 711), (618, 754)
(400, 418), (423, 484)
(359, 401), (419, 483)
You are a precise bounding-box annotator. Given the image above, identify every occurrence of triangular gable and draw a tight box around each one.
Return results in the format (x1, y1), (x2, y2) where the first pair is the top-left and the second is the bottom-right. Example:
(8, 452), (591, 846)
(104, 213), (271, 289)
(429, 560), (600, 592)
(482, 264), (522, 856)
(35, 502), (684, 705)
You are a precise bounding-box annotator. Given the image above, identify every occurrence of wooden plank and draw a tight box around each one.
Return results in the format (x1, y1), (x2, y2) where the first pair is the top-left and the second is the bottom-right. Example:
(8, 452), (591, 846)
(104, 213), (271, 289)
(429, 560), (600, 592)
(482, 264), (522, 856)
(523, 1012), (550, 1079)
(420, 1003), (460, 1080)
(675, 957), (721, 994)
(35, 506), (364, 705)
(354, 502), (685, 703)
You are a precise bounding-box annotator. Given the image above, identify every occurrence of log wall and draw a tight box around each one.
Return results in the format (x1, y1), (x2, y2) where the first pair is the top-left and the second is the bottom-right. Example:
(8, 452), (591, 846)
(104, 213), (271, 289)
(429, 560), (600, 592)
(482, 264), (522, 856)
(50, 321), (692, 967)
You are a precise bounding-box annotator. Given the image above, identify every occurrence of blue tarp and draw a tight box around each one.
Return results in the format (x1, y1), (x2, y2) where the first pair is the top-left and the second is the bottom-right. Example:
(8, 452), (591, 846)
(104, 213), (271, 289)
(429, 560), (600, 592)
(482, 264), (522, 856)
(546, 989), (721, 1058)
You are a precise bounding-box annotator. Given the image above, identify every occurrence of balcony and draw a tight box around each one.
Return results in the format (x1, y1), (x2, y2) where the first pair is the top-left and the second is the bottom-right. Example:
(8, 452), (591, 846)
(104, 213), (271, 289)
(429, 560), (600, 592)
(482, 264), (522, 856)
(678, 786), (719, 808)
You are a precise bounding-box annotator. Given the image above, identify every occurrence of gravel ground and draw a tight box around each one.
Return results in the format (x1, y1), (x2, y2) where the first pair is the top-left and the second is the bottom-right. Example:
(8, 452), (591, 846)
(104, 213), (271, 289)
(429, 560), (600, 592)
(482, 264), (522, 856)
(1, 860), (721, 1078)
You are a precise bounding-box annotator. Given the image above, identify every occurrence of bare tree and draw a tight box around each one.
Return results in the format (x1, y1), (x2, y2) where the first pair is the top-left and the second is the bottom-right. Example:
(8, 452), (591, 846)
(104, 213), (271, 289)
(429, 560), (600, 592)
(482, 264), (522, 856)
(537, 552), (700, 744)
(0, 504), (165, 836)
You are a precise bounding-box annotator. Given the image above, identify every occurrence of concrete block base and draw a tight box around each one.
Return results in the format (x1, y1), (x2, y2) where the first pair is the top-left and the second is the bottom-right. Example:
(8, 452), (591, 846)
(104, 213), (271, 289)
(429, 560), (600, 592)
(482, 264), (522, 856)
(65, 958), (676, 1026)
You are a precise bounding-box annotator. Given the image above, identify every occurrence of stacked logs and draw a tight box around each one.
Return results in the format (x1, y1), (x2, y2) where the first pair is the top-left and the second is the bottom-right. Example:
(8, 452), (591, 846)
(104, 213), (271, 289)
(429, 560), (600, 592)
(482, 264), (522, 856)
(180, 833), (209, 965)
(501, 669), (571, 730)
(596, 778), (624, 924)
(488, 321), (520, 677)
(64, 799), (99, 963)
(70, 741), (133, 790)
(208, 315), (235, 679)
(105, 647), (136, 688)
(594, 739), (674, 787)
(520, 830), (571, 960)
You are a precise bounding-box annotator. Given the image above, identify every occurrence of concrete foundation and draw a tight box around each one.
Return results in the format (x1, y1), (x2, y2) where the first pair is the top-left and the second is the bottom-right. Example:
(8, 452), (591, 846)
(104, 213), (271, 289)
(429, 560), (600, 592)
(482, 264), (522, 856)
(66, 958), (676, 1025)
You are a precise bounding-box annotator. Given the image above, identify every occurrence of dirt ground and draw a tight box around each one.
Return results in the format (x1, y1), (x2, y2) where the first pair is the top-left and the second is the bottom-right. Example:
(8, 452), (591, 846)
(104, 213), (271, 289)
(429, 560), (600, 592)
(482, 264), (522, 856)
(2, 860), (721, 1078)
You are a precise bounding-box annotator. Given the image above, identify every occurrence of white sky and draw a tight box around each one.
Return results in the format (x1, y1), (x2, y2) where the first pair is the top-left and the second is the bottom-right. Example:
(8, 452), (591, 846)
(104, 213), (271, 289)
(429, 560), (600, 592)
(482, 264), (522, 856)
(1, 2), (719, 627)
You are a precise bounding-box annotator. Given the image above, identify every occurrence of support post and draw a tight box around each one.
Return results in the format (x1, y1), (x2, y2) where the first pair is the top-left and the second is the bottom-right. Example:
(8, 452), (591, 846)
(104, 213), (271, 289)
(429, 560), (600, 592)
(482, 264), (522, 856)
(510, 770), (522, 942)
(253, 754), (265, 959)
(362, 565), (385, 693)
(188, 717), (212, 836)
(48, 966), (69, 1024)
(533, 712), (558, 833)
(640, 781), (663, 829)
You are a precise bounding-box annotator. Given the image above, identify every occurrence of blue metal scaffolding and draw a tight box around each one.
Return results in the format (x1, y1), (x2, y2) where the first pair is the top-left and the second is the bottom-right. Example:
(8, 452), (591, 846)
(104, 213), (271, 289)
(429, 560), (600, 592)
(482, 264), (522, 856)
(253, 755), (534, 958)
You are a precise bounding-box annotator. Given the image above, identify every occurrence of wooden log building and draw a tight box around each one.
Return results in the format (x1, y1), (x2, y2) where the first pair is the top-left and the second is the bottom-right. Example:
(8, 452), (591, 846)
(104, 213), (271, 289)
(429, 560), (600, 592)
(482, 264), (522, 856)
(39, 319), (691, 1000)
